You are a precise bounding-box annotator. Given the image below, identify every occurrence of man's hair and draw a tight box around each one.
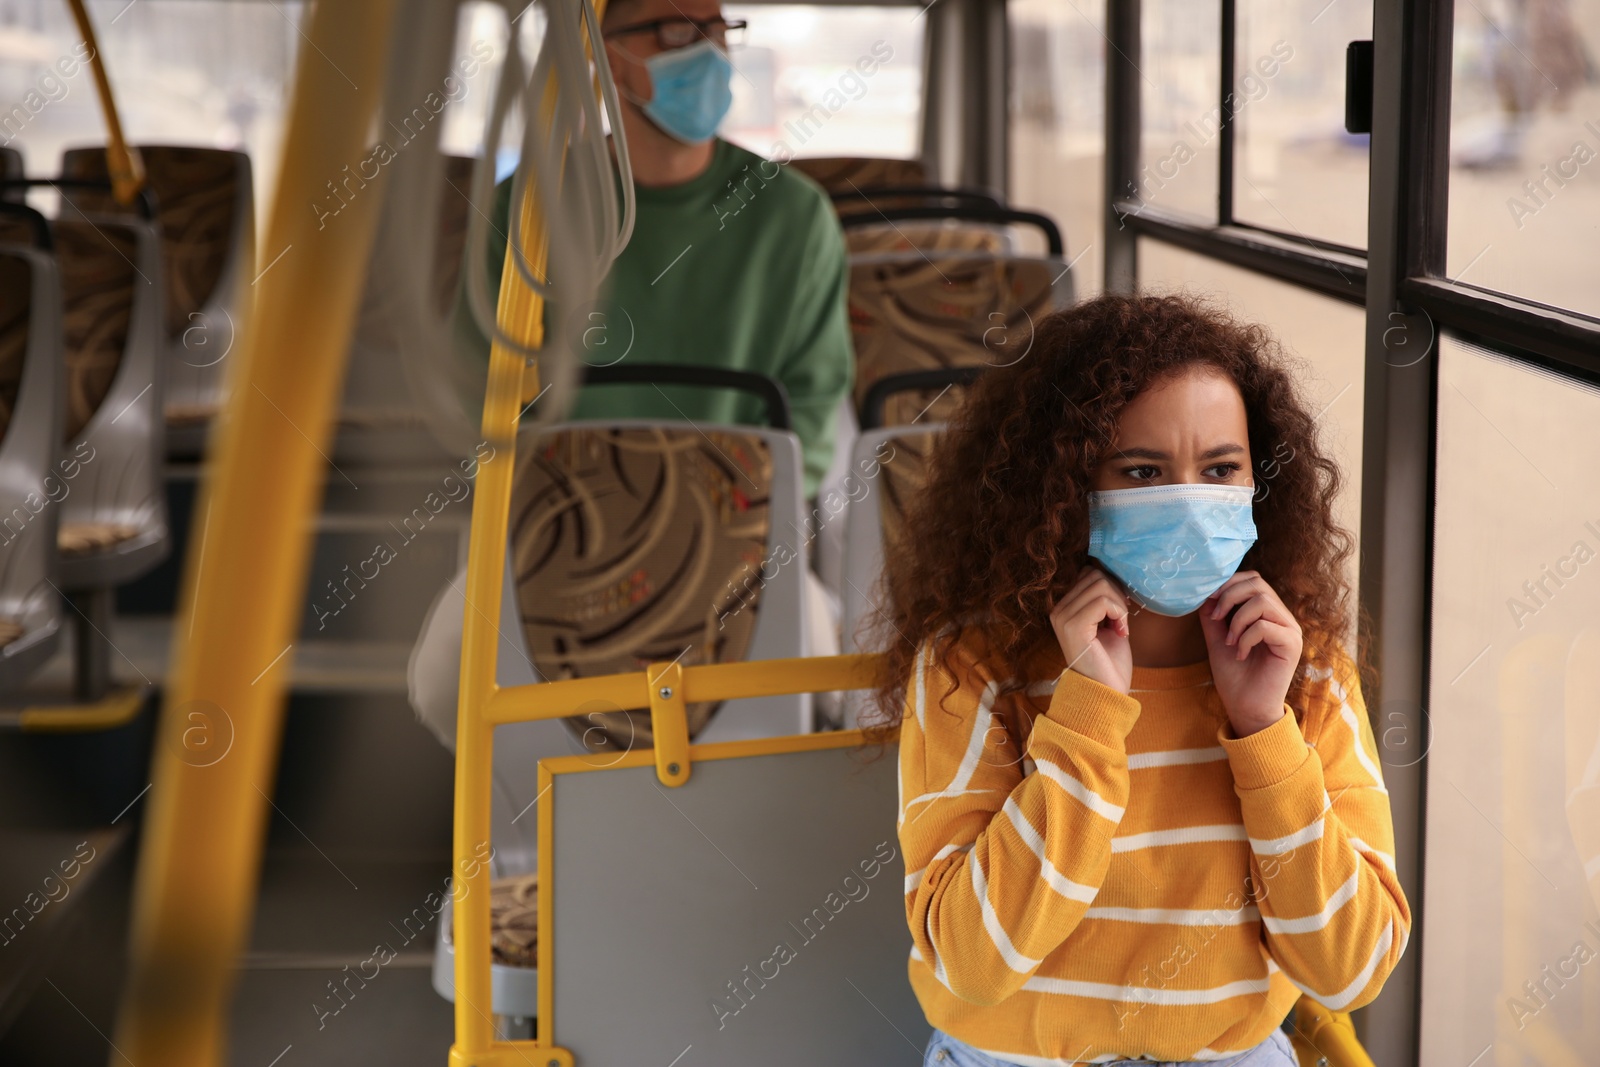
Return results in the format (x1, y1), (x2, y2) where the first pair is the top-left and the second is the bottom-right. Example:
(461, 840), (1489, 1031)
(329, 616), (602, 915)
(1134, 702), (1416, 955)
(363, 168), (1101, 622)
(601, 0), (644, 29)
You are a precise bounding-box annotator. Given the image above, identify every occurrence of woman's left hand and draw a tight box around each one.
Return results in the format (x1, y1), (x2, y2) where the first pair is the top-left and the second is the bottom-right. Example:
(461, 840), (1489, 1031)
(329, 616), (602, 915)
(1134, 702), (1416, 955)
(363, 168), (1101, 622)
(1198, 570), (1303, 737)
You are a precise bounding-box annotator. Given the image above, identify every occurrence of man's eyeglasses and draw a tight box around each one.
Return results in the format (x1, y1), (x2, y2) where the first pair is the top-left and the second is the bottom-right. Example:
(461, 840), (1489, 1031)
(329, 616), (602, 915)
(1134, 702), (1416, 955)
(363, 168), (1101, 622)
(603, 15), (748, 50)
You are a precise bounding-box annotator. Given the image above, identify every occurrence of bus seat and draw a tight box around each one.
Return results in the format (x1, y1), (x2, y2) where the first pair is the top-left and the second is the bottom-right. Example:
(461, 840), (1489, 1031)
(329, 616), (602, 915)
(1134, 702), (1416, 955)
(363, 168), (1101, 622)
(43, 212), (168, 700)
(510, 424), (803, 748)
(828, 251), (1076, 726)
(789, 155), (927, 196)
(411, 420), (814, 757)
(51, 215), (167, 584)
(60, 145), (255, 456)
(848, 251), (1071, 427)
(809, 247), (1069, 702)
(418, 421), (813, 1014)
(0, 245), (66, 688)
(838, 424), (939, 713)
(526, 734), (922, 1062)
(0, 147), (22, 199)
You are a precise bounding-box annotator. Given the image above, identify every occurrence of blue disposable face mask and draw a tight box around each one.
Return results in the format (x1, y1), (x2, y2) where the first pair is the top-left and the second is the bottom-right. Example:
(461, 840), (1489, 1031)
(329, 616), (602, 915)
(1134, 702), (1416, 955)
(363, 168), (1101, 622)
(1086, 483), (1258, 617)
(636, 39), (734, 145)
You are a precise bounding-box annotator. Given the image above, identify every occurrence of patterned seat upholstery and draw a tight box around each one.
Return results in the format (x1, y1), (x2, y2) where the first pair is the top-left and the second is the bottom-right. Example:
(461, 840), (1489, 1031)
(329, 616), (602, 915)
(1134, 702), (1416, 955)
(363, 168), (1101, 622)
(790, 155), (926, 196)
(509, 426), (774, 754)
(873, 426), (938, 555)
(842, 219), (1008, 256)
(56, 221), (137, 442)
(61, 146), (253, 431)
(48, 219), (149, 558)
(847, 253), (1059, 426)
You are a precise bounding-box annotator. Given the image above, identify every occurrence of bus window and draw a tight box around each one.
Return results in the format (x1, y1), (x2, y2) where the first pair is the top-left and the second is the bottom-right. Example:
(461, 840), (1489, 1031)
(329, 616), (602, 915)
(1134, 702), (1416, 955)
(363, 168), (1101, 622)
(1137, 0), (1222, 223)
(1233, 0), (1374, 250)
(1447, 0), (1600, 317)
(1423, 334), (1600, 1064)
(1010, 0), (1105, 297)
(0, 0), (301, 232)
(720, 4), (923, 162)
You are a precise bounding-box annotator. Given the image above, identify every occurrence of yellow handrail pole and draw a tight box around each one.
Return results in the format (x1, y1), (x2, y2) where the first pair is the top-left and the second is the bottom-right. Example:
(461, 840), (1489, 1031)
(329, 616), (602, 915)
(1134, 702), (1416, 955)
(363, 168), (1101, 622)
(62, 0), (145, 205)
(1292, 998), (1375, 1067)
(451, 2), (607, 1058)
(111, 2), (397, 1064)
(450, 233), (528, 1057)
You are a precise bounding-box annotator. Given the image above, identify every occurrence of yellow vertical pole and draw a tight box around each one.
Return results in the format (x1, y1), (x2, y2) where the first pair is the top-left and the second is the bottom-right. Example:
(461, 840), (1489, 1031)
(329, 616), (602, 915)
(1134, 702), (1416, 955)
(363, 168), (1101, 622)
(112, 2), (397, 1063)
(451, 4), (607, 1059)
(63, 0), (145, 204)
(449, 84), (553, 1067)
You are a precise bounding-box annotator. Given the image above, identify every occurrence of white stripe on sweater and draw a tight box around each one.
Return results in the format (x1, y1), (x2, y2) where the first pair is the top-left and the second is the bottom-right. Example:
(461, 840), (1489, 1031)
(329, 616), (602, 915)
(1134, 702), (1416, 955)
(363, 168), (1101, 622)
(971, 849), (1044, 973)
(1085, 903), (1262, 926)
(1261, 869), (1360, 934)
(1021, 970), (1270, 1004)
(999, 797), (1099, 903)
(1033, 757), (1125, 821)
(1277, 915), (1397, 1010)
(1250, 817), (1326, 856)
(902, 681), (1001, 821)
(1111, 824), (1247, 852)
(1128, 746), (1228, 769)
(1308, 662), (1389, 795)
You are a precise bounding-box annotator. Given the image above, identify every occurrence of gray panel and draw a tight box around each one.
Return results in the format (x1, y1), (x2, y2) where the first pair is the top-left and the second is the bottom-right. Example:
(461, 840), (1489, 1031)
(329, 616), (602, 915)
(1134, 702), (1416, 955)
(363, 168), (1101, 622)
(551, 742), (928, 1066)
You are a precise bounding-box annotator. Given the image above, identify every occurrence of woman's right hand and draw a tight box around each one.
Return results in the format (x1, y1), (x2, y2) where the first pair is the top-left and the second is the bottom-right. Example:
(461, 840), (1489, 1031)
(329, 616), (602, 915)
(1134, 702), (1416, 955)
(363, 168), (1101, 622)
(1049, 564), (1134, 695)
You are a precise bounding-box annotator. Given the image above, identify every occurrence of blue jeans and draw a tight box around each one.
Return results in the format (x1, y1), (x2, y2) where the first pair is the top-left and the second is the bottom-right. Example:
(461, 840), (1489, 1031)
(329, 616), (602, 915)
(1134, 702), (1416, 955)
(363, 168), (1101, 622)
(922, 1024), (1298, 1067)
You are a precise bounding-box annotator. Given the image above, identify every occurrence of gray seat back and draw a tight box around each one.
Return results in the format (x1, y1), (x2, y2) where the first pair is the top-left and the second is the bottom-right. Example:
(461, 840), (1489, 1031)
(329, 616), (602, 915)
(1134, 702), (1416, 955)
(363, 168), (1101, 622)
(542, 734), (924, 1065)
(50, 212), (168, 587)
(0, 245), (65, 685)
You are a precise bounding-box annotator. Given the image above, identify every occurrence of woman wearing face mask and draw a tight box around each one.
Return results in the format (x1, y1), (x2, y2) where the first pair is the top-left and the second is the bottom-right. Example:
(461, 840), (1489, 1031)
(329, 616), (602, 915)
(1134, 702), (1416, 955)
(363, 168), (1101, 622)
(867, 293), (1410, 1066)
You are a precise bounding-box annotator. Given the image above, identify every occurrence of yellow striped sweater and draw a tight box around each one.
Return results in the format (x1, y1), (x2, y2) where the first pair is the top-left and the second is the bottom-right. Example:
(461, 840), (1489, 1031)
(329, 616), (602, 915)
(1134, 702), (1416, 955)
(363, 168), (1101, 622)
(897, 631), (1410, 1065)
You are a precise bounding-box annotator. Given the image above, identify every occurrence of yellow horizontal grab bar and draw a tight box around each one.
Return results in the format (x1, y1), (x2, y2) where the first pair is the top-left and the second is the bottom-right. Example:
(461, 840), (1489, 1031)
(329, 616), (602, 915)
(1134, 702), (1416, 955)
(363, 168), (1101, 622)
(1292, 998), (1374, 1067)
(449, 1040), (566, 1067)
(482, 652), (890, 725)
(3, 685), (148, 732)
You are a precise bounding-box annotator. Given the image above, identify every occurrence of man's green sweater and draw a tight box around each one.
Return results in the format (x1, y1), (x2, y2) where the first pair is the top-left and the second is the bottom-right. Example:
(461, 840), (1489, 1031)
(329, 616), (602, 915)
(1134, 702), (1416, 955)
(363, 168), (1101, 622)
(458, 138), (854, 497)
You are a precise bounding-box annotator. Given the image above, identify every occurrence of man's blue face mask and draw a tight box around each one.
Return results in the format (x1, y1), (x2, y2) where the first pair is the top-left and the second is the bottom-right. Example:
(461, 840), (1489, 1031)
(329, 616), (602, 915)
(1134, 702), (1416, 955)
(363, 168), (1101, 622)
(639, 40), (734, 145)
(1086, 483), (1258, 617)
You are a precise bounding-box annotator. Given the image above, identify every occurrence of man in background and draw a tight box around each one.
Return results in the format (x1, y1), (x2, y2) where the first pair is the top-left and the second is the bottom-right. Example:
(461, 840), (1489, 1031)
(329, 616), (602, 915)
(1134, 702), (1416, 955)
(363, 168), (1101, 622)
(458, 0), (854, 498)
(415, 0), (854, 753)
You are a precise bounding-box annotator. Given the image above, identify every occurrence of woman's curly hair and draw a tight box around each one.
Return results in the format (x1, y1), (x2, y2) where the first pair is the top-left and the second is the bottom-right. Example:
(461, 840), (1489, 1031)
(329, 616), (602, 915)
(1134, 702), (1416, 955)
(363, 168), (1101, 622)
(862, 291), (1376, 750)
